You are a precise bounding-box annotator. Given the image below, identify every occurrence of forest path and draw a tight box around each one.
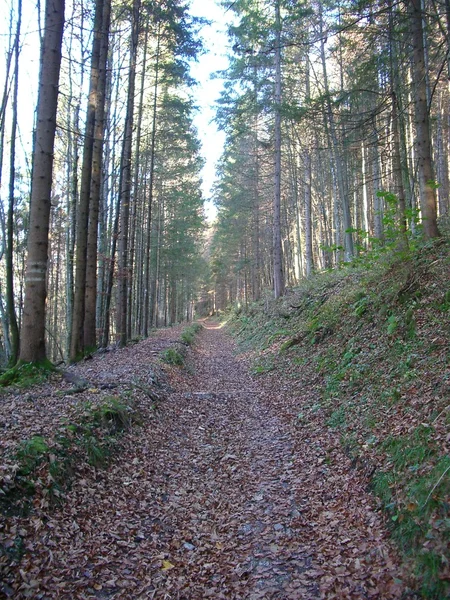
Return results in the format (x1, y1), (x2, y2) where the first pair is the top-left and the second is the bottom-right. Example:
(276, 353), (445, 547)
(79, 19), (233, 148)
(3, 323), (405, 599)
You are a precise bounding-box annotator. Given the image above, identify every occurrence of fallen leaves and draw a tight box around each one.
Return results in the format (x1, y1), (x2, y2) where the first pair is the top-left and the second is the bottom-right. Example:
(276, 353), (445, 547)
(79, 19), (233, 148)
(0, 323), (408, 599)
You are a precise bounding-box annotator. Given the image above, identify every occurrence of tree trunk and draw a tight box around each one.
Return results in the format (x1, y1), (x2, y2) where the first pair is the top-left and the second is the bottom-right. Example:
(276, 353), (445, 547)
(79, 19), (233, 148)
(408, 0), (440, 238)
(5, 0), (21, 365)
(304, 57), (313, 276)
(273, 0), (284, 299)
(319, 1), (354, 260)
(19, 0), (65, 363)
(116, 0), (141, 346)
(70, 0), (105, 361)
(84, 0), (111, 350)
(143, 20), (160, 337)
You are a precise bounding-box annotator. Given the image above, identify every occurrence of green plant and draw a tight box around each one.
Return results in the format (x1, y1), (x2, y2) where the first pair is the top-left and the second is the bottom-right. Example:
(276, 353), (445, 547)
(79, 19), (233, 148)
(327, 406), (347, 429)
(16, 436), (49, 475)
(353, 294), (369, 317)
(91, 397), (131, 432)
(161, 347), (184, 366)
(387, 314), (399, 335)
(83, 435), (109, 466)
(181, 330), (195, 345)
(252, 359), (275, 375)
(382, 425), (435, 471)
(439, 289), (450, 312)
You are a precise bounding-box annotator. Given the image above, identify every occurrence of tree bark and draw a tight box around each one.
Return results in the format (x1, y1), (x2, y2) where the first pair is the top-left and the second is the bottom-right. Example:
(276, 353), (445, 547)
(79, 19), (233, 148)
(408, 0), (440, 238)
(70, 0), (105, 361)
(143, 20), (160, 337)
(319, 1), (354, 260)
(6, 0), (21, 365)
(304, 57), (313, 276)
(84, 0), (111, 350)
(19, 0), (65, 363)
(116, 0), (141, 346)
(273, 0), (284, 299)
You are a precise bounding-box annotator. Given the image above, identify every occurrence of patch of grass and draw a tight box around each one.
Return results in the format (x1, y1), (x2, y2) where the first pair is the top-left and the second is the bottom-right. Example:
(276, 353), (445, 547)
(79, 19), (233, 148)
(371, 436), (449, 598)
(381, 424), (435, 471)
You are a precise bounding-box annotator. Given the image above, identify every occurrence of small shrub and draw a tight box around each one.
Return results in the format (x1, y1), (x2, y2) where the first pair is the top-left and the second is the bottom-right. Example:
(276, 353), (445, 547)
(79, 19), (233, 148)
(161, 347), (184, 366)
(181, 330), (195, 345)
(91, 397), (131, 432)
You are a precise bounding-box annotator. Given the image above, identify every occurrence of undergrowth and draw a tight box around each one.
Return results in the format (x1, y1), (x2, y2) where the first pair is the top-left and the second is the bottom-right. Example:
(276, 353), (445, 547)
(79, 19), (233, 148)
(0, 360), (56, 388)
(160, 322), (203, 366)
(0, 396), (136, 522)
(228, 236), (450, 598)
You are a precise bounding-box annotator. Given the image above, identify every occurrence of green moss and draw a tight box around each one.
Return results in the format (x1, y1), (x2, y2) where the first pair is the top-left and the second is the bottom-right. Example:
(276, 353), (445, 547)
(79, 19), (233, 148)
(0, 360), (55, 388)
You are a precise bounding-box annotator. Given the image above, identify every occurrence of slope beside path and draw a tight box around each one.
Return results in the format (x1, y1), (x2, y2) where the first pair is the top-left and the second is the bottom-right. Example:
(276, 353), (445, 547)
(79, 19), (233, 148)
(1, 323), (405, 599)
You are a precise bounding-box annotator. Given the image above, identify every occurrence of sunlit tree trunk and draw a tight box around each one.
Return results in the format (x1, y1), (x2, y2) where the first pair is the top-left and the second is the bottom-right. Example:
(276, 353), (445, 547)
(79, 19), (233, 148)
(20, 0), (65, 363)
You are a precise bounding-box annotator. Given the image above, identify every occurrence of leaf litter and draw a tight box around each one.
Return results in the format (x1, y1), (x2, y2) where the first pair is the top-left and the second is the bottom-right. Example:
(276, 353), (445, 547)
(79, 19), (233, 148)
(0, 322), (407, 598)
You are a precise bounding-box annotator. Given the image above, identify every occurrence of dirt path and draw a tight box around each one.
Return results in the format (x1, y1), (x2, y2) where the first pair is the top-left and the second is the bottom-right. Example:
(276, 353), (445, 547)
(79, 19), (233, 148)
(2, 324), (405, 599)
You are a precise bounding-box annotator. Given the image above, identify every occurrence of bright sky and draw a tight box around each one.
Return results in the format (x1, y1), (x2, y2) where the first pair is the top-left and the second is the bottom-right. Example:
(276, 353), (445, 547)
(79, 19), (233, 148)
(188, 0), (230, 219)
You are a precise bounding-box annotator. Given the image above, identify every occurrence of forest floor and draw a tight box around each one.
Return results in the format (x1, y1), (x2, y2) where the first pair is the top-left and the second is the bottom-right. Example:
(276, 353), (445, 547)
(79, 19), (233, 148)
(1, 322), (408, 599)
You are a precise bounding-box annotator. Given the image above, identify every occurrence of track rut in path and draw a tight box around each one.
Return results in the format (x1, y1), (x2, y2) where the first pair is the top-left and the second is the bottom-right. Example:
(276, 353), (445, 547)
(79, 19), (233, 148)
(5, 323), (404, 599)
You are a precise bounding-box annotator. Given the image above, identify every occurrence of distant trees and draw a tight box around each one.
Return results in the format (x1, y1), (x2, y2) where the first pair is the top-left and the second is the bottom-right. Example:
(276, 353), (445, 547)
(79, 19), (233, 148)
(210, 0), (447, 309)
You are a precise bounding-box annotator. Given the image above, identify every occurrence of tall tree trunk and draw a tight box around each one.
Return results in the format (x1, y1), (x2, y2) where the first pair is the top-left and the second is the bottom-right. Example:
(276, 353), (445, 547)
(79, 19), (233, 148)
(391, 92), (408, 243)
(304, 56), (313, 276)
(371, 113), (383, 242)
(84, 0), (111, 349)
(319, 1), (354, 260)
(19, 0), (65, 364)
(70, 0), (105, 361)
(5, 0), (21, 365)
(129, 14), (150, 339)
(273, 0), (284, 299)
(0, 7), (15, 239)
(116, 0), (141, 346)
(143, 22), (160, 337)
(408, 0), (440, 238)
